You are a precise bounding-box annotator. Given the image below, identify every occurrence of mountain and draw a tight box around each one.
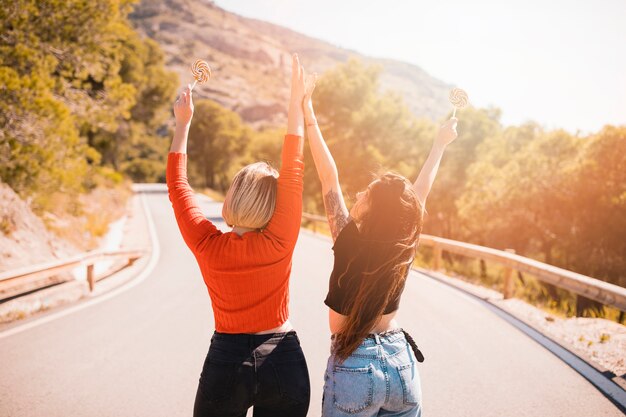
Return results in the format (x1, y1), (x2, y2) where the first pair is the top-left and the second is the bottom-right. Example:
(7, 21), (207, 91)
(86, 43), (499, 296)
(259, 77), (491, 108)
(130, 0), (452, 126)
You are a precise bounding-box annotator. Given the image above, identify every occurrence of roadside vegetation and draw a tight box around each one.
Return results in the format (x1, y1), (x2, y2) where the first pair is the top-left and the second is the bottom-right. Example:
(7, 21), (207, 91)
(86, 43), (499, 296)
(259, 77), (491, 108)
(1, 0), (178, 215)
(1, 0), (178, 254)
(1, 2), (623, 321)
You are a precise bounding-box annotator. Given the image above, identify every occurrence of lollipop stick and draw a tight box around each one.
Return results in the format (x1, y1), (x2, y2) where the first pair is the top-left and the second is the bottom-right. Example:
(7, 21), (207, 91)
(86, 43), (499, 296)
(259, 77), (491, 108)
(452, 107), (457, 118)
(190, 80), (198, 91)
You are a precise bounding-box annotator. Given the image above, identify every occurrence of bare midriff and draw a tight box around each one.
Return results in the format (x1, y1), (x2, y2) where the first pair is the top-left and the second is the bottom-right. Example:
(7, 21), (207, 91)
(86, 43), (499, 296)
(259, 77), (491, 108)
(329, 309), (399, 335)
(253, 320), (294, 335)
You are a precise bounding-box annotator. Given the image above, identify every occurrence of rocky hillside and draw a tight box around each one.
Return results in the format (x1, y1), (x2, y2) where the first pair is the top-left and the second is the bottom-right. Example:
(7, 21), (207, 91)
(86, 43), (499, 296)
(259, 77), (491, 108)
(130, 0), (452, 126)
(0, 183), (78, 272)
(0, 182), (131, 273)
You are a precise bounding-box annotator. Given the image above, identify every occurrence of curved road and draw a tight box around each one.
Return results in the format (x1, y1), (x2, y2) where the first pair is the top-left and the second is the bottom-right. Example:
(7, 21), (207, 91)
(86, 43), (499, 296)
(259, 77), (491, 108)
(0, 190), (623, 417)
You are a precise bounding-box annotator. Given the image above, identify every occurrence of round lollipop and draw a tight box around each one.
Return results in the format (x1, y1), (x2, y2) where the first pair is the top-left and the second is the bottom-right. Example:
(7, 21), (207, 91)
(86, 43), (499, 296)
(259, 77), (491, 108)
(449, 88), (468, 117)
(190, 59), (211, 91)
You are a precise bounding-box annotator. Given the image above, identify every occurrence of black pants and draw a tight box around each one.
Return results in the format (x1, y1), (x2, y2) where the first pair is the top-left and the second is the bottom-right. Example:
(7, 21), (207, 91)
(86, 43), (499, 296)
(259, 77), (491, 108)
(193, 331), (310, 417)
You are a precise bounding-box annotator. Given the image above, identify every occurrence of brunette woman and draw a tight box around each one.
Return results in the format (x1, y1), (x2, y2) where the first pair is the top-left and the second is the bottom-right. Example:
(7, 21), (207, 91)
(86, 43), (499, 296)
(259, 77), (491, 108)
(303, 76), (458, 417)
(167, 54), (309, 417)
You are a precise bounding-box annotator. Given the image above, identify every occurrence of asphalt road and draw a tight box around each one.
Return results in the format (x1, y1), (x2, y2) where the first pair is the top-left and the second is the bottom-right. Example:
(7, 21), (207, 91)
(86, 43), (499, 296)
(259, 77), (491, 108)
(0, 191), (623, 417)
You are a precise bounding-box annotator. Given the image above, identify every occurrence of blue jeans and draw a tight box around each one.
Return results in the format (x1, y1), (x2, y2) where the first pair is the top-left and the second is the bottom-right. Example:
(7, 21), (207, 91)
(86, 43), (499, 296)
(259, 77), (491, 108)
(322, 330), (422, 417)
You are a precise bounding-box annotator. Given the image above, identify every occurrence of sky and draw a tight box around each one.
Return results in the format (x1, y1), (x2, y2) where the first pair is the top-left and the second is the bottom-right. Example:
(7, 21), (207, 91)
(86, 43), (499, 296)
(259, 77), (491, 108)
(214, 0), (626, 133)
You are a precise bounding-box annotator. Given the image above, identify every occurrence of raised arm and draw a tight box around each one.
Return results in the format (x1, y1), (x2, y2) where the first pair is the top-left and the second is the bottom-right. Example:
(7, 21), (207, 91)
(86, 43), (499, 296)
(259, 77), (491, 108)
(303, 74), (349, 242)
(286, 54), (305, 138)
(263, 54), (305, 248)
(166, 85), (220, 252)
(411, 118), (458, 208)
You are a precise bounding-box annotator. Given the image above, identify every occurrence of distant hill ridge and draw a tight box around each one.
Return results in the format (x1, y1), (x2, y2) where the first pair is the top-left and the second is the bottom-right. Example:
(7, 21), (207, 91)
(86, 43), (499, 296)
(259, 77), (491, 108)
(130, 0), (452, 126)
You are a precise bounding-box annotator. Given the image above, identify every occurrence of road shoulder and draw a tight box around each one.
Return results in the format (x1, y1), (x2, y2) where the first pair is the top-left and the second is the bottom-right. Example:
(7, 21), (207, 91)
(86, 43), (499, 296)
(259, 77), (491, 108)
(0, 191), (157, 334)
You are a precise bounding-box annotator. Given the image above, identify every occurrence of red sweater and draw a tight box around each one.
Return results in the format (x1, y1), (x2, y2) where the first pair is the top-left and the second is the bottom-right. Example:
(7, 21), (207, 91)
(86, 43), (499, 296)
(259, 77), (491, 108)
(166, 135), (304, 333)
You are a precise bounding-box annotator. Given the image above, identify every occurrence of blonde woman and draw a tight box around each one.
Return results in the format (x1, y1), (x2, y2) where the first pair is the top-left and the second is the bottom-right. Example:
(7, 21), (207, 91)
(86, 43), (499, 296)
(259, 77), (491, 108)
(167, 54), (309, 417)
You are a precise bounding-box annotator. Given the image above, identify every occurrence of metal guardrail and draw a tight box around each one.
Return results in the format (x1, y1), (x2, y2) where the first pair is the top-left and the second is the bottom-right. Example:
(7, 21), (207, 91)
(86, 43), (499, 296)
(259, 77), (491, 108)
(5, 209), (623, 314)
(301, 213), (626, 313)
(0, 249), (146, 300)
(301, 212), (327, 233)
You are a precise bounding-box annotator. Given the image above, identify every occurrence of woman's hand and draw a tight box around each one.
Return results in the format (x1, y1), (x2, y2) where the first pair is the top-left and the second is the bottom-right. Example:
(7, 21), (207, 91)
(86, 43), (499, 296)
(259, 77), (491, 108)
(174, 85), (194, 127)
(170, 85), (194, 153)
(435, 117), (458, 148)
(290, 54), (306, 106)
(303, 73), (317, 123)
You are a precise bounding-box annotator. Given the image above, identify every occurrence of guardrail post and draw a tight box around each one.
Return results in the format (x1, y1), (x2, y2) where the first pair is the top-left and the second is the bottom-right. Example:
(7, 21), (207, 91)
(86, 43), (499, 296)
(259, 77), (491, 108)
(575, 295), (603, 318)
(479, 259), (487, 279)
(433, 245), (442, 271)
(87, 264), (95, 292)
(503, 249), (515, 299)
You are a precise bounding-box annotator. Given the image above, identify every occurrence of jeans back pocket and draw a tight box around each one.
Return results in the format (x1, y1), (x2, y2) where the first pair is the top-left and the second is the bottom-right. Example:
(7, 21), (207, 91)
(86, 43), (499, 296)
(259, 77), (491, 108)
(397, 362), (421, 406)
(199, 358), (239, 404)
(271, 357), (311, 405)
(332, 364), (374, 414)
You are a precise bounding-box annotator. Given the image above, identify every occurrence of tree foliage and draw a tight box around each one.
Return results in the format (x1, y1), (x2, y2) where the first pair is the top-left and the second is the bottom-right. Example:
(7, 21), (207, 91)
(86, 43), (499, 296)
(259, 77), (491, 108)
(0, 0), (178, 209)
(458, 124), (625, 286)
(306, 58), (436, 212)
(308, 59), (625, 287)
(184, 99), (286, 193)
(187, 100), (250, 190)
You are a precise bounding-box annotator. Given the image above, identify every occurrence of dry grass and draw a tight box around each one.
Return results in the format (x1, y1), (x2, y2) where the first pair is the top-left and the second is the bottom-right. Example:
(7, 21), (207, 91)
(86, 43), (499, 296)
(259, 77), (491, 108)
(44, 183), (132, 251)
(0, 216), (15, 236)
(600, 333), (611, 343)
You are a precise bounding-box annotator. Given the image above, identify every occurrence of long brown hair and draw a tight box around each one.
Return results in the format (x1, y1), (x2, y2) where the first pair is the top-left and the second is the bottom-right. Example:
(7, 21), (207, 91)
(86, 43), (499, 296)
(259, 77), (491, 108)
(333, 173), (423, 360)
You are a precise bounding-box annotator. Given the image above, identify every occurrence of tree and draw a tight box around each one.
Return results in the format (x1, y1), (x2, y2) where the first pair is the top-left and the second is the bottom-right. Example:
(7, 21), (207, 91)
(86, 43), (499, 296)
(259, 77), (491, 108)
(458, 124), (582, 256)
(305, 58), (436, 213)
(424, 106), (502, 238)
(0, 66), (94, 210)
(559, 126), (626, 285)
(187, 100), (250, 190)
(0, 0), (177, 209)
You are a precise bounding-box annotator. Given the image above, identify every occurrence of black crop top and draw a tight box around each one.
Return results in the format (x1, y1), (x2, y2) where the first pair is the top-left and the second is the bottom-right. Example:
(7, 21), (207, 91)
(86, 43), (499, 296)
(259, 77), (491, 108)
(324, 220), (409, 315)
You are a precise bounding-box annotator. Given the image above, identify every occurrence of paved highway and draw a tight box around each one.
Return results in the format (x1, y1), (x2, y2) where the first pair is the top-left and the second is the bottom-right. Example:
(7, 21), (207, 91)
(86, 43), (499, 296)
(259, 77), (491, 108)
(0, 191), (623, 416)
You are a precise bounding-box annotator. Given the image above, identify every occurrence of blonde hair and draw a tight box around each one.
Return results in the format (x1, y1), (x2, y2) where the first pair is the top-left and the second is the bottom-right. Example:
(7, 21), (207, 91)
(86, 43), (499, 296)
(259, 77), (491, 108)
(222, 162), (279, 229)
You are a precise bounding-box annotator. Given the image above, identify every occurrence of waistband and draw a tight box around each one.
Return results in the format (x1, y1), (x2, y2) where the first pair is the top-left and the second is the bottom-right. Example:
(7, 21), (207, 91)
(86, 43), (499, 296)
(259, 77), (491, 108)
(331, 328), (404, 344)
(364, 328), (405, 343)
(211, 330), (301, 367)
(331, 328), (424, 363)
(212, 330), (298, 345)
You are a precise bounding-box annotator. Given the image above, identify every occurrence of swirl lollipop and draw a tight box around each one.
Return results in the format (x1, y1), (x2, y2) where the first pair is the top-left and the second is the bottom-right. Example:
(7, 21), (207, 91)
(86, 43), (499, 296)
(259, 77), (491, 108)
(190, 59), (211, 91)
(449, 88), (469, 117)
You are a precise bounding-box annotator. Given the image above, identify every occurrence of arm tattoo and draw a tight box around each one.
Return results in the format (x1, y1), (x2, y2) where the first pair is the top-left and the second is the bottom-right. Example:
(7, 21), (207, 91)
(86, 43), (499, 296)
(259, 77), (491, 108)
(323, 190), (350, 242)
